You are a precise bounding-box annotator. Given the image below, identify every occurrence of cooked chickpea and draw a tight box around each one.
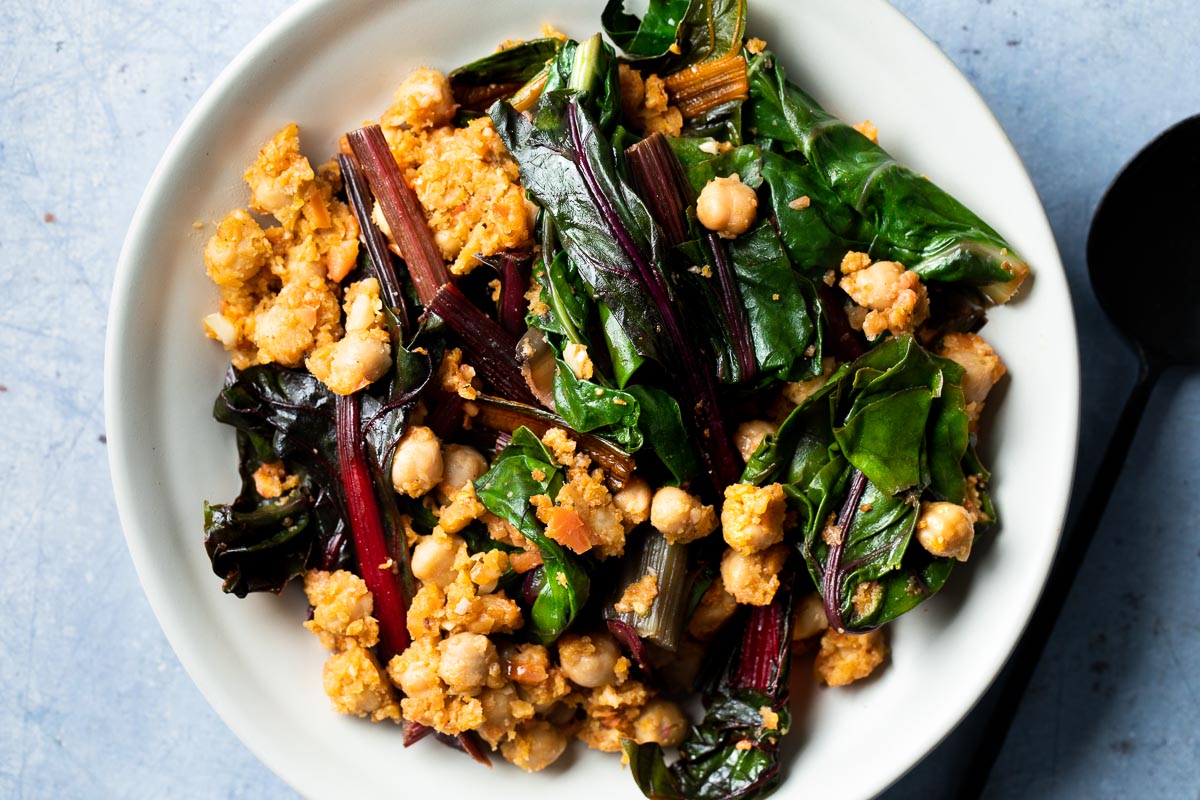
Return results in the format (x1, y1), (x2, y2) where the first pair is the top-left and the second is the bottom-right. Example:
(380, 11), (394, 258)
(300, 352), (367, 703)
(792, 591), (830, 641)
(720, 543), (789, 606)
(410, 530), (461, 588)
(915, 501), (975, 561)
(389, 639), (441, 696)
(477, 684), (525, 746)
(391, 425), (443, 497)
(937, 332), (1006, 426)
(436, 443), (488, 503)
(204, 208), (270, 287)
(613, 477), (652, 530)
(563, 342), (594, 380)
(557, 632), (621, 688)
(686, 576), (739, 640)
(391, 67), (457, 129)
(696, 174), (758, 238)
(633, 699), (688, 747)
(733, 420), (777, 463)
(437, 632), (499, 692)
(721, 482), (787, 555)
(501, 720), (568, 772)
(650, 486), (717, 544)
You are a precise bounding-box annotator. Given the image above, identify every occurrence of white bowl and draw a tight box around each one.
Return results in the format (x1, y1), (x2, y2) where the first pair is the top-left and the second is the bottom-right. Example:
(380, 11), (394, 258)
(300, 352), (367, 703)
(105, 0), (1079, 797)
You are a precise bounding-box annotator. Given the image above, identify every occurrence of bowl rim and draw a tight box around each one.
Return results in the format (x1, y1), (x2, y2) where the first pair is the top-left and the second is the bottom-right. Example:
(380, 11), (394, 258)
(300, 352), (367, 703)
(105, 0), (1081, 796)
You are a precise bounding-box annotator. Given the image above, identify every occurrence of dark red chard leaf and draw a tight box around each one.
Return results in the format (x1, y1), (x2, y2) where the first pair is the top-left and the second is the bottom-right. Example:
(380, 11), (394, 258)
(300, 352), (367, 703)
(424, 282), (538, 406)
(626, 133), (757, 383)
(820, 469), (867, 632)
(335, 393), (410, 661)
(476, 251), (534, 339)
(337, 151), (410, 336)
(491, 93), (741, 491)
(345, 124), (450, 306)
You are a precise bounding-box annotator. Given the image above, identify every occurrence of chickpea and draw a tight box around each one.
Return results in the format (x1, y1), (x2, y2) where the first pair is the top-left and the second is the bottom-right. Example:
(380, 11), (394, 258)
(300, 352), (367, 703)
(721, 482), (787, 555)
(557, 632), (621, 688)
(613, 477), (652, 530)
(687, 576), (739, 640)
(477, 684), (523, 746)
(319, 332), (391, 395)
(388, 638), (440, 696)
(437, 632), (499, 693)
(650, 486), (717, 545)
(436, 443), (488, 503)
(792, 591), (830, 641)
(501, 720), (568, 772)
(720, 543), (789, 606)
(391, 67), (457, 129)
(563, 342), (594, 380)
(391, 425), (443, 497)
(733, 420), (777, 463)
(937, 332), (1006, 428)
(696, 174), (758, 239)
(633, 699), (688, 747)
(915, 501), (975, 561)
(409, 530), (461, 588)
(204, 209), (270, 287)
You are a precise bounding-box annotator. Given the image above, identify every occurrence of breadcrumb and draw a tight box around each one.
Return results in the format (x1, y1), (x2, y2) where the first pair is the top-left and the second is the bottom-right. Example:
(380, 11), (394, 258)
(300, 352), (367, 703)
(814, 629), (889, 687)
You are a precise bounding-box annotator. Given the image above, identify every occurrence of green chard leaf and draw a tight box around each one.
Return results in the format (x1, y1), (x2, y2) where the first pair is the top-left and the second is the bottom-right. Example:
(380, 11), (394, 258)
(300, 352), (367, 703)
(604, 0), (747, 69)
(745, 51), (1028, 295)
(625, 384), (702, 485)
(474, 427), (589, 643)
(602, 0), (693, 61)
(492, 92), (672, 366)
(741, 335), (988, 631)
(759, 150), (873, 277)
(544, 35), (622, 133)
(552, 360), (644, 451)
(669, 142), (823, 383)
(450, 38), (560, 88)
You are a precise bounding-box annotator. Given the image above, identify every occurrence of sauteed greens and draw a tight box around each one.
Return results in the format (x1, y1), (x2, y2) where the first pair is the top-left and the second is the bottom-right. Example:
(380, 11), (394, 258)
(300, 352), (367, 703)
(199, 1), (1025, 797)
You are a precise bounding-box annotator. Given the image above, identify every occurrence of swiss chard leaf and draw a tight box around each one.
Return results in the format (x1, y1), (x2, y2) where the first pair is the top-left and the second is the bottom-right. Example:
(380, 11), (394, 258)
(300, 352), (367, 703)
(603, 0), (746, 69)
(492, 91), (671, 365)
(625, 384), (702, 485)
(203, 430), (347, 597)
(474, 427), (589, 643)
(602, 0), (692, 62)
(492, 90), (742, 487)
(743, 336), (985, 630)
(544, 36), (622, 134)
(759, 150), (873, 278)
(205, 367), (348, 595)
(552, 360), (644, 451)
(449, 38), (560, 88)
(724, 219), (821, 382)
(745, 51), (1027, 290)
(599, 302), (646, 388)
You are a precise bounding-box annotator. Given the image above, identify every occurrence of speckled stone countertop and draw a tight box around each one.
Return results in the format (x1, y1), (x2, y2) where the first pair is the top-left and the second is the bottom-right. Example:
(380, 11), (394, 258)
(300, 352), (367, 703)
(1, 1), (1197, 798)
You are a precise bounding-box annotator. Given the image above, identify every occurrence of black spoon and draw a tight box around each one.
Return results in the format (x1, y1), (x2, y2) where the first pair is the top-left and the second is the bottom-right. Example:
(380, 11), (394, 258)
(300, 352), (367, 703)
(957, 113), (1200, 797)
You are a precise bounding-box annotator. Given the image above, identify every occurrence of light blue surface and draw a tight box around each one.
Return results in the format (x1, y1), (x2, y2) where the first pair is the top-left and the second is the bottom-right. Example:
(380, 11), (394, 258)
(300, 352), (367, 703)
(1, 1), (1197, 798)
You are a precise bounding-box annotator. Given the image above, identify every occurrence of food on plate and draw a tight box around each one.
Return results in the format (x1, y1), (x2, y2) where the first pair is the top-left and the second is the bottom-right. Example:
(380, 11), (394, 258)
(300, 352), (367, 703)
(199, 2), (1027, 797)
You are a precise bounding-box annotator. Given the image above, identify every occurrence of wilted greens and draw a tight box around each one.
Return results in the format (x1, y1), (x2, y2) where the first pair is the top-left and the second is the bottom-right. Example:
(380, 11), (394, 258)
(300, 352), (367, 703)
(199, 0), (1026, 796)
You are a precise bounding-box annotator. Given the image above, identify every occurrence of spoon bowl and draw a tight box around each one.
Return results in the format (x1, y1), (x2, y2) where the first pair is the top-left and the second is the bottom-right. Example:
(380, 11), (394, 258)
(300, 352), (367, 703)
(1087, 113), (1200, 366)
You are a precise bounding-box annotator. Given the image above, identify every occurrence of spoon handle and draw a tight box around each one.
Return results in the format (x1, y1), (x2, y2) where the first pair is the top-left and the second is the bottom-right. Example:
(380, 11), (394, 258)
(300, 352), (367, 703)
(957, 356), (1163, 797)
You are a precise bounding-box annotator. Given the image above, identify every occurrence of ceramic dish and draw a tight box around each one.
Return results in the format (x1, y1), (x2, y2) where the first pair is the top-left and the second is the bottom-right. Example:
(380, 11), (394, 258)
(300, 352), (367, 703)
(105, 0), (1079, 796)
